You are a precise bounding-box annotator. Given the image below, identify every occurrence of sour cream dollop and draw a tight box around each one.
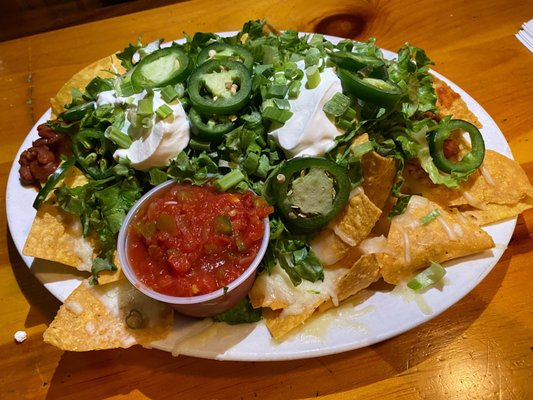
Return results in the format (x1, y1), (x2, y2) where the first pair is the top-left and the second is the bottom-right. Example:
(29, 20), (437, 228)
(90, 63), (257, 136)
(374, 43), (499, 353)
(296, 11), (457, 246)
(97, 90), (190, 171)
(268, 64), (344, 157)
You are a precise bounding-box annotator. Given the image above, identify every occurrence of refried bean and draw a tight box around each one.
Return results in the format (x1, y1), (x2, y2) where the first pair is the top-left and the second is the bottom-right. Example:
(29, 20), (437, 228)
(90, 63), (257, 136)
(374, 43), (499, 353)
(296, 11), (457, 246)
(18, 123), (71, 187)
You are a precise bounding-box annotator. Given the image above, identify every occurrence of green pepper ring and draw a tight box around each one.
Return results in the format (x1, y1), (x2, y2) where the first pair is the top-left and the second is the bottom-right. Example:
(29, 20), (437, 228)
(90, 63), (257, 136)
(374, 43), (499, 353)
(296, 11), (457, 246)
(188, 59), (252, 115)
(72, 128), (115, 179)
(428, 119), (485, 173)
(131, 47), (192, 89)
(272, 157), (351, 230)
(60, 101), (95, 123)
(188, 107), (236, 142)
(329, 51), (388, 79)
(32, 157), (76, 209)
(338, 68), (404, 106)
(197, 43), (254, 70)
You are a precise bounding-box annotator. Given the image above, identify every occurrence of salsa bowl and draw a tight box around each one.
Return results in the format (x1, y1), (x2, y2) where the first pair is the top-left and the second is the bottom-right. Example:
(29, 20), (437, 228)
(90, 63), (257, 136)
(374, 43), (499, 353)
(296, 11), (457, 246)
(117, 179), (271, 317)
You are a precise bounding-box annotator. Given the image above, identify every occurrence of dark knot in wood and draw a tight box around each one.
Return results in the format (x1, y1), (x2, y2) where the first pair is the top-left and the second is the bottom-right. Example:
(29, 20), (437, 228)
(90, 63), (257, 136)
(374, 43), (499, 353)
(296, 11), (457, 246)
(314, 13), (367, 39)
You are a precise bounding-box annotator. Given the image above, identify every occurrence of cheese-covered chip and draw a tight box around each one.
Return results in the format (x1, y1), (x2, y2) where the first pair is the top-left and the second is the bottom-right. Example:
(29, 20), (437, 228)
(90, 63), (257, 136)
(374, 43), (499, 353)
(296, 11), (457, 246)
(402, 150), (533, 225)
(22, 167), (122, 284)
(379, 195), (494, 284)
(310, 228), (350, 266)
(43, 280), (173, 351)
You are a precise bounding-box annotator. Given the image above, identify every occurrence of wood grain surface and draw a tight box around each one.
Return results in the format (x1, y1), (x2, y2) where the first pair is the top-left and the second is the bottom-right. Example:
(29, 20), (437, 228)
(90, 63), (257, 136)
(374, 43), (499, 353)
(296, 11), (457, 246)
(1, 0), (532, 399)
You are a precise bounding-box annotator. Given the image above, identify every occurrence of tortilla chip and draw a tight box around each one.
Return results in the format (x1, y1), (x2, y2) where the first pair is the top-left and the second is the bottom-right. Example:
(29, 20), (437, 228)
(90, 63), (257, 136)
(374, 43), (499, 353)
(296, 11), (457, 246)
(330, 189), (382, 246)
(433, 76), (481, 128)
(23, 168), (94, 271)
(310, 228), (350, 266)
(379, 195), (494, 284)
(361, 151), (397, 209)
(251, 264), (350, 339)
(402, 150), (533, 225)
(23, 167), (122, 284)
(335, 253), (382, 302)
(43, 279), (173, 351)
(263, 298), (324, 340)
(51, 54), (125, 118)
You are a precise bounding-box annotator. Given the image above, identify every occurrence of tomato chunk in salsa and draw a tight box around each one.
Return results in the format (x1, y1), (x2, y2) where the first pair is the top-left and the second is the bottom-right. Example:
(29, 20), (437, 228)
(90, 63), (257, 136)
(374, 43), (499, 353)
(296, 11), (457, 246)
(127, 183), (273, 297)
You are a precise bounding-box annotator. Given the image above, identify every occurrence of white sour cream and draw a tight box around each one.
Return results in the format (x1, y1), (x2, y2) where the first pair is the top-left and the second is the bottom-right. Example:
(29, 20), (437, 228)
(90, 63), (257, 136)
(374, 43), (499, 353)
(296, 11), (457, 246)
(268, 64), (344, 157)
(97, 90), (190, 171)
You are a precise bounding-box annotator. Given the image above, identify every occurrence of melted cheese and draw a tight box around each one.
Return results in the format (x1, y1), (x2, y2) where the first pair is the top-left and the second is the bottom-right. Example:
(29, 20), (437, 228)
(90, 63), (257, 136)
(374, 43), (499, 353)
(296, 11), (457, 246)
(254, 264), (349, 317)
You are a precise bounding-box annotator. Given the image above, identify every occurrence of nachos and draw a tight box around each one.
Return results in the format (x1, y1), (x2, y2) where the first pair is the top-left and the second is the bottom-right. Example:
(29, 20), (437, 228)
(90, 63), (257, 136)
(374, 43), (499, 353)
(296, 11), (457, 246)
(17, 20), (532, 350)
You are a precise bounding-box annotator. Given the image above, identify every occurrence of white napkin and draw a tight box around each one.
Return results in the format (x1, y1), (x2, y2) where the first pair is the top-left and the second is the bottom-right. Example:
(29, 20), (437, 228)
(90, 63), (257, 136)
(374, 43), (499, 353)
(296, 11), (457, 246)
(516, 19), (533, 53)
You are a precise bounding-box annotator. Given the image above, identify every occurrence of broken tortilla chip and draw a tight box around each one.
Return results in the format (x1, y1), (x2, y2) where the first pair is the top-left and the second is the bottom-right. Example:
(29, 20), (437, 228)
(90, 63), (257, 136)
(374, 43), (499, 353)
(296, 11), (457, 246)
(22, 167), (122, 284)
(23, 167), (94, 271)
(402, 150), (533, 225)
(379, 195), (494, 284)
(433, 76), (481, 128)
(43, 279), (173, 351)
(335, 253), (382, 302)
(310, 228), (350, 266)
(250, 263), (350, 339)
(263, 298), (324, 340)
(50, 54), (125, 118)
(361, 151), (397, 209)
(330, 189), (382, 247)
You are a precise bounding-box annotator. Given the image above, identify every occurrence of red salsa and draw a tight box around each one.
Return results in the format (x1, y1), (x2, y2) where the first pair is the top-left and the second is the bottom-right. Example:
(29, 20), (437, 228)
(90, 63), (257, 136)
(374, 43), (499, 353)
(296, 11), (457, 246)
(127, 183), (273, 297)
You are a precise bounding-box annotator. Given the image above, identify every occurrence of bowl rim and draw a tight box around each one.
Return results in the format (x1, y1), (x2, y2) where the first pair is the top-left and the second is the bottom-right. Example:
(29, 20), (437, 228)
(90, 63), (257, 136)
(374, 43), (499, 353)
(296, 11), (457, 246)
(117, 179), (270, 305)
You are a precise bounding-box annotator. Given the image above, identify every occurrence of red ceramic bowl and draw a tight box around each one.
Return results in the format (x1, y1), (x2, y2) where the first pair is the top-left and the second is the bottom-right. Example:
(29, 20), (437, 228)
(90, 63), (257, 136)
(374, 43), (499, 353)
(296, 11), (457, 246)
(117, 180), (270, 317)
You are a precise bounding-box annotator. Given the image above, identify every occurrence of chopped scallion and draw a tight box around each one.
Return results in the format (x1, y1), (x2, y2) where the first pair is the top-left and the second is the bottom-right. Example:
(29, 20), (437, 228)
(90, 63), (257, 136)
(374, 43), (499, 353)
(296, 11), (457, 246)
(288, 80), (302, 98)
(160, 84), (179, 103)
(137, 97), (153, 116)
(243, 152), (260, 173)
(351, 140), (374, 159)
(155, 103), (173, 119)
(214, 169), (246, 192)
(336, 117), (354, 131)
(304, 47), (321, 68)
(420, 209), (441, 225)
(305, 65), (321, 89)
(104, 126), (132, 149)
(268, 83), (289, 99)
(215, 215), (233, 235)
(323, 92), (352, 117)
(407, 262), (447, 291)
(262, 106), (293, 124)
(125, 309), (144, 329)
(119, 80), (136, 97)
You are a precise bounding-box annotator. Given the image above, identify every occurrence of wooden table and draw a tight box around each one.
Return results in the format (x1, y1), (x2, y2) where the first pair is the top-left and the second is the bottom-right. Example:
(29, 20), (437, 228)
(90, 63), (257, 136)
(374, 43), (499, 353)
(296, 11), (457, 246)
(1, 0), (532, 398)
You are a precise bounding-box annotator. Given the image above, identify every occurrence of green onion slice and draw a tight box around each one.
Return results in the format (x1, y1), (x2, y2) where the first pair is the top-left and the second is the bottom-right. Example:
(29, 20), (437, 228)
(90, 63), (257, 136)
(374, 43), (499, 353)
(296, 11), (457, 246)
(214, 169), (246, 192)
(305, 65), (321, 89)
(104, 126), (132, 149)
(125, 309), (144, 329)
(155, 103), (173, 119)
(420, 209), (441, 225)
(407, 262), (447, 291)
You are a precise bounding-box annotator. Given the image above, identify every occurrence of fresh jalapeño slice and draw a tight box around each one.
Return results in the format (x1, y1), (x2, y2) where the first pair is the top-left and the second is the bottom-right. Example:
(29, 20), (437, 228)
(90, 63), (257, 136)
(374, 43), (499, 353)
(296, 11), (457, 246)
(188, 59), (252, 115)
(338, 68), (404, 106)
(131, 47), (191, 90)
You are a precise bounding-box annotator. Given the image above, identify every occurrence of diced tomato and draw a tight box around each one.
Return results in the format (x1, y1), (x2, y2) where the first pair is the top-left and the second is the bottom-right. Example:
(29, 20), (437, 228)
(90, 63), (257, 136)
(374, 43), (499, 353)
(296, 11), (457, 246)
(126, 183), (273, 297)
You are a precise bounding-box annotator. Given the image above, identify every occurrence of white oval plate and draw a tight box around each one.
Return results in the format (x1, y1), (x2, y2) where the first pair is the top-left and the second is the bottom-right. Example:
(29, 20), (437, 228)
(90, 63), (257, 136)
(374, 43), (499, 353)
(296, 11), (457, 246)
(5, 34), (516, 361)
